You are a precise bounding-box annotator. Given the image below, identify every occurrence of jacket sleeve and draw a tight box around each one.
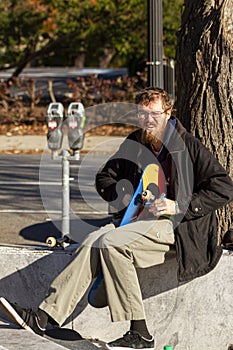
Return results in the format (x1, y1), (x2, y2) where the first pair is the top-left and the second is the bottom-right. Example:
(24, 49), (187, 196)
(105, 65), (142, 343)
(177, 137), (233, 221)
(95, 138), (138, 207)
(95, 157), (126, 202)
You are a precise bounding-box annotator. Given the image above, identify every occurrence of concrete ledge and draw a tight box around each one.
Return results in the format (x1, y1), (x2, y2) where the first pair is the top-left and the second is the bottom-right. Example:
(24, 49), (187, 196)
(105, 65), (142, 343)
(0, 327), (69, 350)
(0, 246), (233, 349)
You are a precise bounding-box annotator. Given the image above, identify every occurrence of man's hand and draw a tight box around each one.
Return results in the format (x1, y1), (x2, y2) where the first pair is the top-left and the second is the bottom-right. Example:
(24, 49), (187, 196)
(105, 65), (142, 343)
(148, 197), (180, 216)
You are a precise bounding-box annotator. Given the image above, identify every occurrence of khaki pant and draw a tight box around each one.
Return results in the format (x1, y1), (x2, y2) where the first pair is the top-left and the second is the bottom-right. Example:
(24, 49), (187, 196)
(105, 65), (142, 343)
(40, 219), (174, 325)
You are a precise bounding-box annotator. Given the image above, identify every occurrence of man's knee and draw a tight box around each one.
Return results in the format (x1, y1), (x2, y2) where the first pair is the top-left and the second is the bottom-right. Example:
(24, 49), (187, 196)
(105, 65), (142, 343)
(81, 223), (116, 248)
(98, 230), (116, 249)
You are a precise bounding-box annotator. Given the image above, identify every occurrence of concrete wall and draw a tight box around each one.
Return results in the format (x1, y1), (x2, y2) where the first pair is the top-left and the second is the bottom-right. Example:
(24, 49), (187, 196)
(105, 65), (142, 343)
(0, 246), (232, 350)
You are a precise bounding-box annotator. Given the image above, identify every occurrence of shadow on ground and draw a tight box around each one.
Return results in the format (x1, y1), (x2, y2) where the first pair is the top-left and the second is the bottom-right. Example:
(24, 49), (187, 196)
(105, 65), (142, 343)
(19, 216), (112, 244)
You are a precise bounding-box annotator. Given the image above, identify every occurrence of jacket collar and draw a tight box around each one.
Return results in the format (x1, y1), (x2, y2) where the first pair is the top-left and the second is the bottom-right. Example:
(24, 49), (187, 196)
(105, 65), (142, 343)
(165, 117), (187, 153)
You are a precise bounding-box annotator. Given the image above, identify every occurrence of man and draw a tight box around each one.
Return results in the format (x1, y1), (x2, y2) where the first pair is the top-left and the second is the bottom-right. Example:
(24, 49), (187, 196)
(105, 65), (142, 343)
(1, 87), (233, 350)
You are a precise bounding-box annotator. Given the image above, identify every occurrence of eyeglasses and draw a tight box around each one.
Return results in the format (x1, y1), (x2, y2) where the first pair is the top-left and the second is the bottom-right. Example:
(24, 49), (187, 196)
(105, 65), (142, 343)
(137, 109), (168, 120)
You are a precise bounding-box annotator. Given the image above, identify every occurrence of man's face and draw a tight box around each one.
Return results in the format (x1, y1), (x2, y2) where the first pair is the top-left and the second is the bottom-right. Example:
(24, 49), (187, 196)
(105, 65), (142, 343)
(137, 98), (171, 143)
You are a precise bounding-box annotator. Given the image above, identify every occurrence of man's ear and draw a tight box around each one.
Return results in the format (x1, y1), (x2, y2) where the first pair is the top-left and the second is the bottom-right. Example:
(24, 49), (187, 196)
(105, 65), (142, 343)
(165, 108), (172, 120)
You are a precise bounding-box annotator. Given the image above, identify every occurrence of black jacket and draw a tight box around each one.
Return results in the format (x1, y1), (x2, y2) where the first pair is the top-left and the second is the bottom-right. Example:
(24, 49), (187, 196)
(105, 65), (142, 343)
(96, 118), (233, 282)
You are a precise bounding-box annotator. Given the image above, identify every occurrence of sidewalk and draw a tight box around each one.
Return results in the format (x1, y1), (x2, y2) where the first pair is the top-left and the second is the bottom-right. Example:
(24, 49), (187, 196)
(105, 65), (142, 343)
(0, 134), (124, 154)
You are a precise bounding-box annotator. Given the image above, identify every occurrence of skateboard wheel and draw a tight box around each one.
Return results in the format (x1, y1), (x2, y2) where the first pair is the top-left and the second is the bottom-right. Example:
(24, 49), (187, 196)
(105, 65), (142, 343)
(142, 190), (153, 201)
(46, 236), (57, 248)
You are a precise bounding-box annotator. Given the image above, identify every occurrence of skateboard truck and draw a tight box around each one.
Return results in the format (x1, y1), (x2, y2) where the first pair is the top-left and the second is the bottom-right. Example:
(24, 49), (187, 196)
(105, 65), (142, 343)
(142, 190), (166, 207)
(131, 189), (157, 220)
(46, 235), (72, 249)
(142, 189), (156, 206)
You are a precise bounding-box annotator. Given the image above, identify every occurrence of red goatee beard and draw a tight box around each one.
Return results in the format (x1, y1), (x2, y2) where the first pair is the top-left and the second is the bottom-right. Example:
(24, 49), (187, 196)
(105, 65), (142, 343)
(141, 130), (162, 150)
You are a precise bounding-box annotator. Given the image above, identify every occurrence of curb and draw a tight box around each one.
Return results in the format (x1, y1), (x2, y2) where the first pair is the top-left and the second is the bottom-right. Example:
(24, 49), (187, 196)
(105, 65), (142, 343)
(0, 135), (124, 154)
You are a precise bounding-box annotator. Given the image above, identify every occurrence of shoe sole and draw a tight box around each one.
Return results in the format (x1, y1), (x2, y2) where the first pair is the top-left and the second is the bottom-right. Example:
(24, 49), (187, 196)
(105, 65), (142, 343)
(0, 297), (34, 333)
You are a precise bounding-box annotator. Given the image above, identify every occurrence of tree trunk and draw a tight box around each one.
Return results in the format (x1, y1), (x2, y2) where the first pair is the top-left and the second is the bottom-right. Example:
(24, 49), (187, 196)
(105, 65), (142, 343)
(74, 47), (86, 68)
(99, 47), (116, 68)
(175, 0), (233, 240)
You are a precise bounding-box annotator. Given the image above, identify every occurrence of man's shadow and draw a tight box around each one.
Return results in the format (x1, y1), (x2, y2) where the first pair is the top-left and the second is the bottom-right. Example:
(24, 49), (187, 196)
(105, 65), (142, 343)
(19, 216), (112, 245)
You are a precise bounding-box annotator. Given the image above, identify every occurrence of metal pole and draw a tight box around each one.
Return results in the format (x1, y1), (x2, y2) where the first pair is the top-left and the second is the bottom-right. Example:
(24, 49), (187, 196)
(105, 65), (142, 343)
(61, 149), (70, 237)
(147, 0), (164, 88)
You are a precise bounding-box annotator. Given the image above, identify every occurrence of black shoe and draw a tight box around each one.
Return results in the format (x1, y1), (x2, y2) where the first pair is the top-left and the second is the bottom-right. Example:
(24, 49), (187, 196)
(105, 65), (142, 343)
(0, 297), (46, 336)
(107, 330), (154, 349)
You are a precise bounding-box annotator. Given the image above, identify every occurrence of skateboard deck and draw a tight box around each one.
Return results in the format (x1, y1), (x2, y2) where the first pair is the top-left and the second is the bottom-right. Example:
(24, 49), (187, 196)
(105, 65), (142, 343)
(120, 163), (164, 226)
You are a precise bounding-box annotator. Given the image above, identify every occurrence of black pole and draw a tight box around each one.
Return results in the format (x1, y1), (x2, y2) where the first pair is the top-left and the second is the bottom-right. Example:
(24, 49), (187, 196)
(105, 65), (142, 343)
(147, 0), (164, 88)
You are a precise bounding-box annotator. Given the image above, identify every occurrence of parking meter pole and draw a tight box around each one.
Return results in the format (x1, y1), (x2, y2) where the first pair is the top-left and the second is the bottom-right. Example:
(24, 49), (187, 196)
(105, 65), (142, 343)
(61, 150), (70, 237)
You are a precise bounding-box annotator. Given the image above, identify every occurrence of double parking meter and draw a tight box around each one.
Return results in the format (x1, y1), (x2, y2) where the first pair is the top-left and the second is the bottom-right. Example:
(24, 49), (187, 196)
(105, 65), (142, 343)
(67, 102), (85, 152)
(46, 102), (86, 152)
(45, 101), (86, 241)
(46, 102), (64, 151)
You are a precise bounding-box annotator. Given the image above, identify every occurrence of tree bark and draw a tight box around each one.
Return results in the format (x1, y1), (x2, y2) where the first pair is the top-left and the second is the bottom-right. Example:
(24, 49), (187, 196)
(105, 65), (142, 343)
(175, 0), (233, 240)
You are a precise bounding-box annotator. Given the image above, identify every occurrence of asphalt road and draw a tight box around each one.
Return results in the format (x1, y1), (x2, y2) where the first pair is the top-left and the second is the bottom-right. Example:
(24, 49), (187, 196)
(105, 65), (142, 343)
(0, 154), (112, 247)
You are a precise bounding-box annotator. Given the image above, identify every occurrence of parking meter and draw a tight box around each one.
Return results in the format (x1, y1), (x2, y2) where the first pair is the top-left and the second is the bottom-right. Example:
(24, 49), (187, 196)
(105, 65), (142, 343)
(46, 102), (64, 150)
(67, 102), (85, 151)
(45, 101), (86, 243)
